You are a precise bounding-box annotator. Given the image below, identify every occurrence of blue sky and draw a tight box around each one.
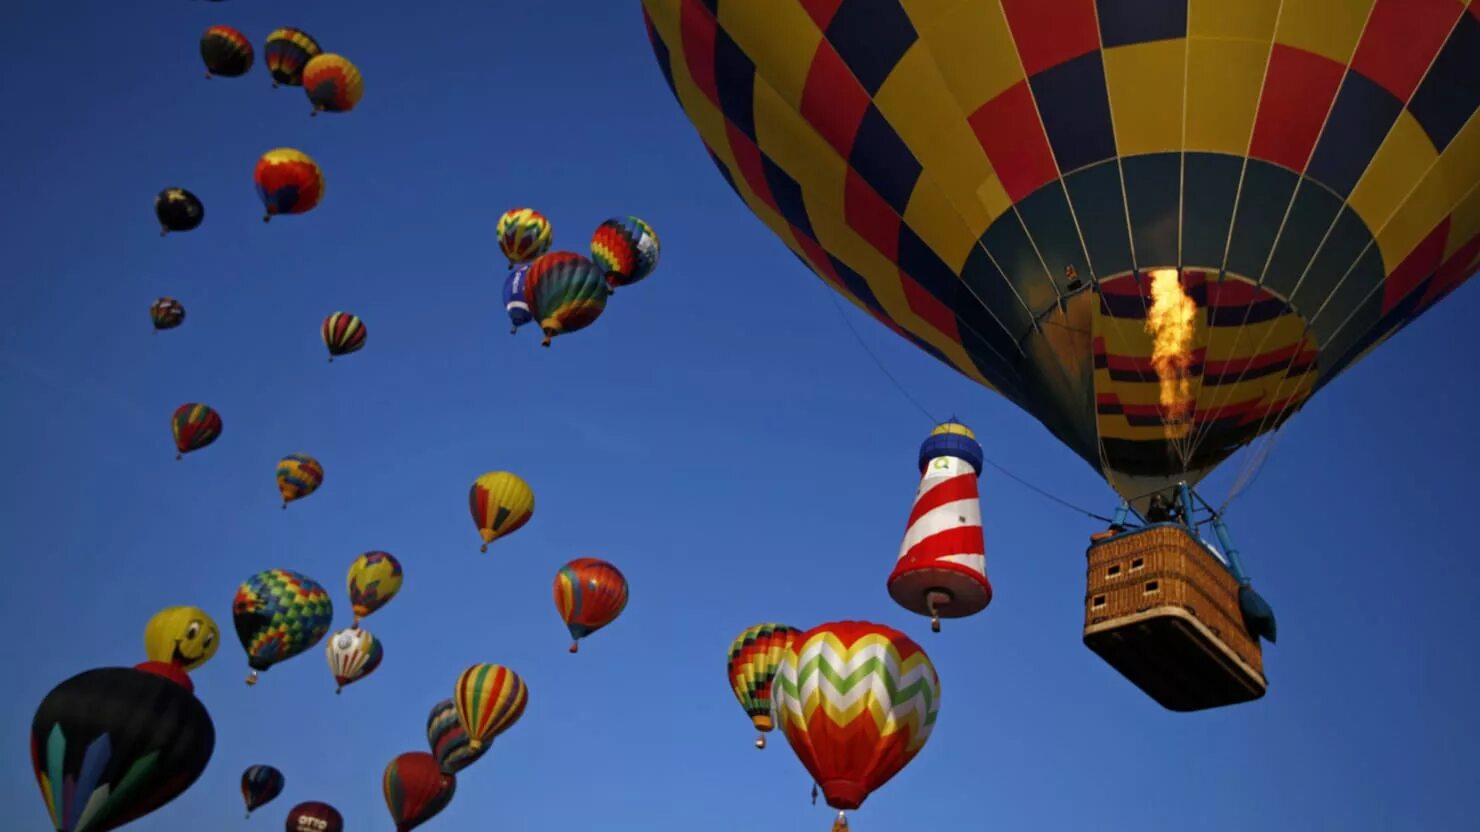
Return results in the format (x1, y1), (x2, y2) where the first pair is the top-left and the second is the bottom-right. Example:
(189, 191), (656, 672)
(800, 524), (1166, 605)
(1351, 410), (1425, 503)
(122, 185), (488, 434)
(3, 1), (1478, 830)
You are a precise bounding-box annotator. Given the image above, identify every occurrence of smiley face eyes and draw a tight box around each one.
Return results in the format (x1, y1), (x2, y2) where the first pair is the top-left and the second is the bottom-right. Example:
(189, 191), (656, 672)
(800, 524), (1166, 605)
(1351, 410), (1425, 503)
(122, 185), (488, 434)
(202, 631), (215, 649)
(185, 622), (201, 640)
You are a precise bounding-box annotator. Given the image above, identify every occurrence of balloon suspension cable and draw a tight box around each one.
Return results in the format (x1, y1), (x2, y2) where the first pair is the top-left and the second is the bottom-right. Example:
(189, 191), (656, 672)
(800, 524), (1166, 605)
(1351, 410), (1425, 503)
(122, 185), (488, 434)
(821, 285), (1115, 524)
(926, 590), (951, 633)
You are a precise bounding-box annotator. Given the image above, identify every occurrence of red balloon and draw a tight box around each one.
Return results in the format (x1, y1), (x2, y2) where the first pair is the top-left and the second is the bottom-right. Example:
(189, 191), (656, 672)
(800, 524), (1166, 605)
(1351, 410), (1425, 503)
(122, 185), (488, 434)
(383, 751), (456, 832)
(285, 801), (342, 832)
(134, 660), (194, 693)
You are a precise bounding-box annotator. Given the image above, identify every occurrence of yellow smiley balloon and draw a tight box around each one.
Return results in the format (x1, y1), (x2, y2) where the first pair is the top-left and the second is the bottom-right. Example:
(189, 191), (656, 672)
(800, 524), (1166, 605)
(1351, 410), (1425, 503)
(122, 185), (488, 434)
(144, 605), (221, 672)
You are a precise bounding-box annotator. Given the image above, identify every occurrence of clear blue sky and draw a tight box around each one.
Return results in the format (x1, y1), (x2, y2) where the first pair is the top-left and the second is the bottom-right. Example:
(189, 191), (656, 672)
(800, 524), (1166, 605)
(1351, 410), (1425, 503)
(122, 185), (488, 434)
(3, 1), (1478, 830)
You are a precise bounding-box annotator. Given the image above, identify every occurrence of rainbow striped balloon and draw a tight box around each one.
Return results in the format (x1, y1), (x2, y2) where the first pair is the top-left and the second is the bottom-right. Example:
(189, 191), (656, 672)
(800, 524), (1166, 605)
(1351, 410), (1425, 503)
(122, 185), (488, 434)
(772, 621), (940, 813)
(276, 453), (325, 508)
(726, 623), (801, 748)
(523, 251), (609, 347)
(453, 663), (528, 750)
(171, 403), (222, 459)
(553, 558), (629, 654)
(426, 698), (487, 775)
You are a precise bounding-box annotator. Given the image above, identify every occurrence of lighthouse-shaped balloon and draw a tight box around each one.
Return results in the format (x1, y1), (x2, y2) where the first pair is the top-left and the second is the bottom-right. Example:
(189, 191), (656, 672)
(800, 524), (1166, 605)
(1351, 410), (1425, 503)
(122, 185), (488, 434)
(887, 420), (993, 632)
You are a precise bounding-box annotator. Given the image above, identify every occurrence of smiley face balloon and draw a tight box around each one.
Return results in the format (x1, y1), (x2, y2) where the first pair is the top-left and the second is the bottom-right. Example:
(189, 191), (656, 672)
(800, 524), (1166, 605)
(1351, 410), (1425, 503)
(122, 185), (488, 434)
(144, 605), (221, 672)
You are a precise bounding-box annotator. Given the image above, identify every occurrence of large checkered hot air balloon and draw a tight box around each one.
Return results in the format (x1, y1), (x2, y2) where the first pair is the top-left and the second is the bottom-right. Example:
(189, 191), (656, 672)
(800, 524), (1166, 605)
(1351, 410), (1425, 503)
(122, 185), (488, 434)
(772, 621), (940, 826)
(231, 569), (334, 686)
(639, 0), (1480, 516)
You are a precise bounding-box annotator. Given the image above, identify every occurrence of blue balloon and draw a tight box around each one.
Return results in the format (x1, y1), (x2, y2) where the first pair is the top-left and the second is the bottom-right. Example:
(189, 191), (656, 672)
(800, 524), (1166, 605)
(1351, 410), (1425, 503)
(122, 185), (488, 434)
(503, 263), (533, 333)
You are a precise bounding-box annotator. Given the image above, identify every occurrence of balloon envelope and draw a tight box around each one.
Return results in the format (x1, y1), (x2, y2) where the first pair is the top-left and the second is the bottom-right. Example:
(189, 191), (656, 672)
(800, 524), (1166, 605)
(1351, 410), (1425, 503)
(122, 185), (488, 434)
(639, 0), (1480, 509)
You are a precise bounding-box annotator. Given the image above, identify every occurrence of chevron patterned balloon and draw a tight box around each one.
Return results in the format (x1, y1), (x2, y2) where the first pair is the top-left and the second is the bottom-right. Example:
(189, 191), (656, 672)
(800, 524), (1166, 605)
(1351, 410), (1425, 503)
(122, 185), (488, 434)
(772, 620), (940, 813)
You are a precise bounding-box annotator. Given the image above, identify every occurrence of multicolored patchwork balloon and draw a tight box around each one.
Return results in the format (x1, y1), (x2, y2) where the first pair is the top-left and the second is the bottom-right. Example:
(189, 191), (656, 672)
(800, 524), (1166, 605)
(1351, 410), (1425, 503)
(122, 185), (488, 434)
(426, 698), (487, 775)
(241, 764), (285, 818)
(303, 53), (364, 116)
(150, 297), (185, 331)
(325, 627), (383, 694)
(30, 666), (215, 832)
(254, 148), (324, 222)
(200, 25), (253, 79)
(523, 251), (609, 347)
(453, 663), (528, 750)
(231, 569), (334, 686)
(469, 471), (534, 552)
(264, 28), (321, 88)
(553, 558), (629, 654)
(590, 216), (660, 293)
(322, 312), (367, 361)
(171, 403), (221, 460)
(276, 453), (325, 509)
(726, 622), (801, 749)
(772, 621), (940, 819)
(495, 207), (553, 267)
(383, 751), (456, 832)
(348, 551), (403, 626)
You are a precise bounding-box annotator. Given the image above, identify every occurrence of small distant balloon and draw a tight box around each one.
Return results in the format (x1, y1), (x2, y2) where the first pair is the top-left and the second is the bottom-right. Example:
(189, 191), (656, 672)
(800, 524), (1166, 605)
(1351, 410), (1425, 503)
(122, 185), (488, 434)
(276, 453), (325, 508)
(242, 764), (286, 818)
(426, 698), (487, 775)
(151, 297), (185, 330)
(201, 25), (253, 78)
(469, 471), (534, 552)
(590, 216), (660, 293)
(264, 28), (322, 88)
(348, 551), (403, 626)
(172, 403), (222, 459)
(383, 751), (456, 832)
(325, 627), (383, 694)
(553, 558), (629, 654)
(322, 312), (367, 361)
(495, 208), (553, 267)
(255, 148), (324, 222)
(156, 188), (204, 236)
(284, 801), (342, 832)
(303, 54), (364, 116)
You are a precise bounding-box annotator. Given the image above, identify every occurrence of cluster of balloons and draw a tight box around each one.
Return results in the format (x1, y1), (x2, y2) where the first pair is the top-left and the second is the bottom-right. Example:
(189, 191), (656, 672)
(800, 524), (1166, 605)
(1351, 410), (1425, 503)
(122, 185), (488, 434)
(199, 25), (364, 116)
(497, 208), (663, 347)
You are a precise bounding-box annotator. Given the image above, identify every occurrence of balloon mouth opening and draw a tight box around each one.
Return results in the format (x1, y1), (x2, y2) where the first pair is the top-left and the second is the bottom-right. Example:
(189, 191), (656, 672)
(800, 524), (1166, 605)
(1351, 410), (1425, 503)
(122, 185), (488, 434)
(818, 780), (866, 811)
(752, 714), (773, 732)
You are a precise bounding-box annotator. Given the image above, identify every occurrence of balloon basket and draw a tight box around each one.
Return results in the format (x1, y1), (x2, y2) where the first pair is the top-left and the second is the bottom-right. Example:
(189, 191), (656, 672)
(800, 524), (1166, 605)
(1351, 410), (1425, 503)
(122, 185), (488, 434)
(1082, 525), (1266, 712)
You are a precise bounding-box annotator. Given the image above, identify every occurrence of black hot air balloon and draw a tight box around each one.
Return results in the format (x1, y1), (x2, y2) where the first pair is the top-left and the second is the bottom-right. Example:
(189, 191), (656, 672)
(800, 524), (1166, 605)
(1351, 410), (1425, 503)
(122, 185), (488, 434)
(155, 189), (204, 236)
(30, 666), (215, 832)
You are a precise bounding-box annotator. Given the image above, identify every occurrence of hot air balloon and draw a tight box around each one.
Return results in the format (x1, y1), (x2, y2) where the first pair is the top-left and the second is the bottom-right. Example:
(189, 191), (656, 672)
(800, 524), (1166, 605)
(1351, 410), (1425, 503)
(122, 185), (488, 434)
(242, 765), (285, 819)
(383, 752), (457, 832)
(726, 623), (801, 749)
(503, 262), (533, 334)
(325, 627), (383, 694)
(889, 420), (993, 632)
(276, 453), (325, 508)
(172, 403), (222, 459)
(201, 25), (253, 79)
(30, 666), (215, 832)
(590, 216), (661, 293)
(553, 558), (629, 654)
(255, 148), (324, 222)
(322, 312), (366, 361)
(264, 28), (322, 88)
(523, 251), (610, 347)
(232, 569), (334, 686)
(469, 471), (534, 552)
(151, 297), (185, 331)
(348, 551), (403, 626)
(155, 188), (203, 236)
(639, 1), (1480, 515)
(144, 605), (221, 672)
(495, 208), (553, 267)
(772, 621), (940, 824)
(284, 801), (342, 832)
(426, 698), (487, 775)
(303, 54), (364, 116)
(453, 663), (528, 751)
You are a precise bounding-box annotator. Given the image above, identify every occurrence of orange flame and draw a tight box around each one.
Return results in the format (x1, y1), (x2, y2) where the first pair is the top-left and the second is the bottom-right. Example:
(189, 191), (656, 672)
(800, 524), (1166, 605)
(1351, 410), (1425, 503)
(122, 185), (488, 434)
(1144, 269), (1197, 436)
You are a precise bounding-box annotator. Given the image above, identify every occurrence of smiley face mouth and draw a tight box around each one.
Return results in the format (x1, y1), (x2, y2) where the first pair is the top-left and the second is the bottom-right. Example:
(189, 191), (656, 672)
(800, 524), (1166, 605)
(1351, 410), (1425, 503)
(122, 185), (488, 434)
(172, 640), (200, 667)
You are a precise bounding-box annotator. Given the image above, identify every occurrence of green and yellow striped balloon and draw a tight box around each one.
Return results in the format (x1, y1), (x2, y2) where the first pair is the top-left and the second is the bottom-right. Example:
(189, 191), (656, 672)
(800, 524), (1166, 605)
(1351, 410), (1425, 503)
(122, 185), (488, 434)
(726, 623), (801, 749)
(453, 663), (528, 750)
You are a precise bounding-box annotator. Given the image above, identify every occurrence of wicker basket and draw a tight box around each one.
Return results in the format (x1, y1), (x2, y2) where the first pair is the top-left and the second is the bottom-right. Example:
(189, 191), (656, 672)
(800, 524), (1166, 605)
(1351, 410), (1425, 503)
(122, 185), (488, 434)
(1083, 524), (1266, 712)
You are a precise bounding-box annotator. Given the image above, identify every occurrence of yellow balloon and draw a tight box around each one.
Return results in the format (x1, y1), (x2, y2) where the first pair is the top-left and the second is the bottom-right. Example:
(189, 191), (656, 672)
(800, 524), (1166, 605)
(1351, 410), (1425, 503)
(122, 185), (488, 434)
(144, 605), (220, 672)
(469, 471), (535, 552)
